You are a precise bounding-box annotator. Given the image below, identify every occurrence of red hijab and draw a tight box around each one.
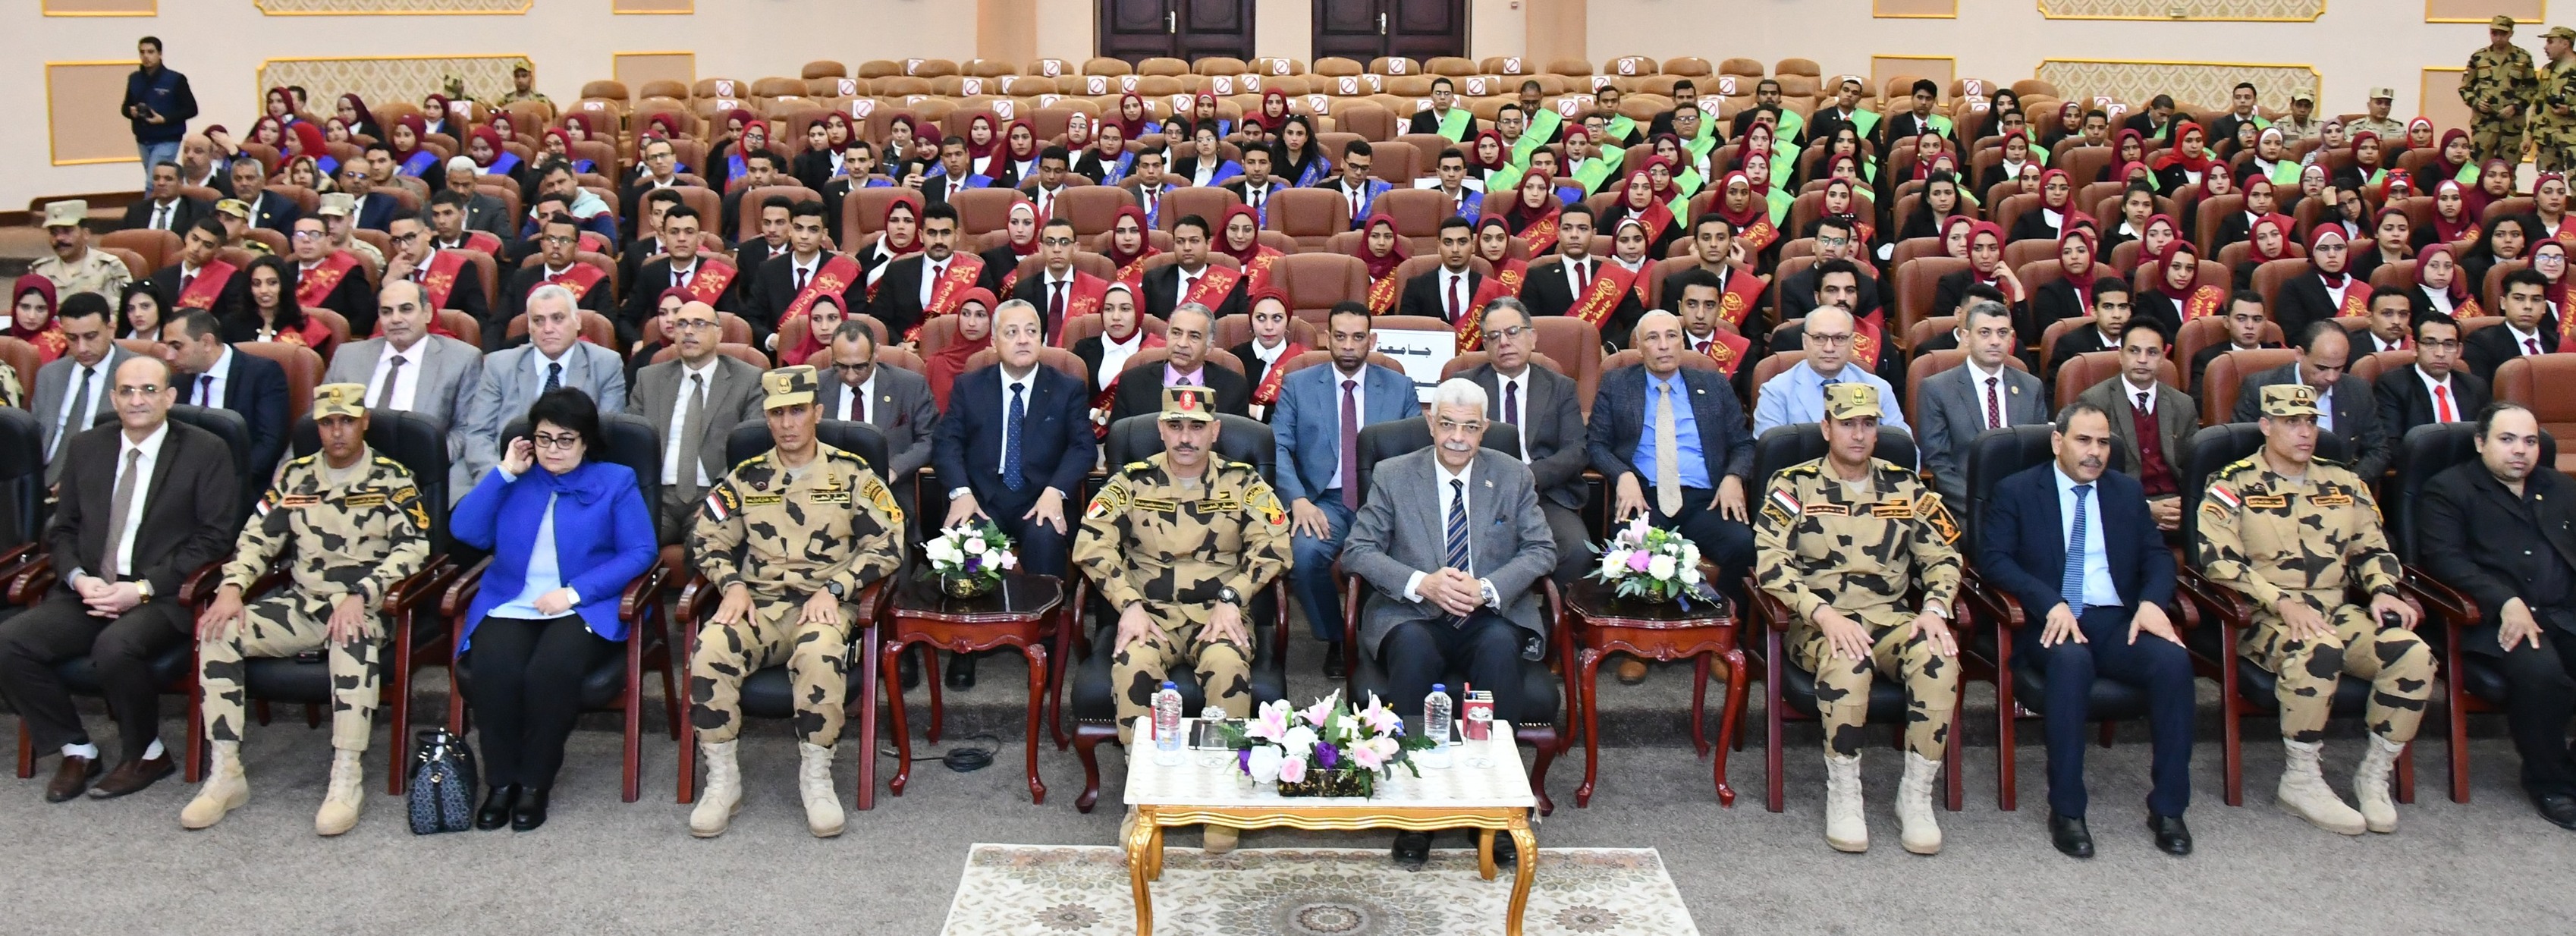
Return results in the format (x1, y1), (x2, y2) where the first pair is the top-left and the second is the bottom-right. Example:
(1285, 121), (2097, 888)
(2057, 227), (2099, 294)
(2431, 180), (2477, 243)
(2152, 121), (2213, 174)
(2417, 243), (2471, 306)
(1469, 129), (1509, 173)
(1714, 171), (1763, 230)
(1356, 215), (1409, 280)
(965, 113), (1003, 162)
(925, 288), (998, 410)
(1112, 93), (1152, 139)
(2308, 225), (2352, 283)
(389, 114), (428, 161)
(286, 121), (328, 160)
(880, 194), (925, 255)
(2140, 213), (2182, 265)
(1103, 206), (1156, 269)
(1004, 201), (1042, 257)
(2248, 214), (2297, 262)
(467, 126), (507, 168)
(2147, 241), (2201, 301)
(1967, 221), (2007, 281)
(781, 292), (843, 367)
(1003, 119), (1039, 163)
(1216, 204), (1265, 266)
(2037, 168), (2073, 212)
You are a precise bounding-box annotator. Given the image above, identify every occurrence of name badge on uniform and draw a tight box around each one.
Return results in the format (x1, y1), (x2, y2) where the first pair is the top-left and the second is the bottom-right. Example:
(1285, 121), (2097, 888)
(1870, 499), (1915, 519)
(278, 493), (323, 509)
(1804, 503), (1851, 517)
(1199, 496), (1242, 513)
(1132, 496), (1179, 514)
(743, 493), (785, 507)
(806, 490), (851, 504)
(2310, 494), (2354, 507)
(341, 492), (387, 508)
(2242, 495), (2289, 509)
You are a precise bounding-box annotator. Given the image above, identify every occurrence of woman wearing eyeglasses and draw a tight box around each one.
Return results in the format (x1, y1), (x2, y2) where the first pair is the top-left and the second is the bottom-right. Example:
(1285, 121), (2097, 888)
(449, 388), (657, 832)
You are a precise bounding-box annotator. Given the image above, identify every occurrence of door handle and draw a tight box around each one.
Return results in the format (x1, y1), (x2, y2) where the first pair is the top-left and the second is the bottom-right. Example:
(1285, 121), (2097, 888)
(1167, 10), (1177, 33)
(1378, 11), (1388, 34)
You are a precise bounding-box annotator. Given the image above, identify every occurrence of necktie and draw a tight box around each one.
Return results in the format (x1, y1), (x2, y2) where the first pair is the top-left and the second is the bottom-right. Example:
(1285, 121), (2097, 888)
(1446, 478), (1471, 580)
(1449, 274), (1463, 322)
(2434, 384), (2454, 422)
(1654, 382), (1682, 517)
(379, 355), (407, 410)
(1340, 378), (1360, 509)
(1348, 186), (1361, 218)
(795, 266), (810, 293)
(1695, 339), (1712, 355)
(102, 448), (143, 583)
(677, 373), (711, 494)
(1040, 190), (1054, 217)
(181, 271), (195, 294)
(54, 366), (95, 460)
(2528, 337), (2542, 355)
(1050, 280), (1067, 334)
(1984, 375), (2003, 430)
(1181, 270), (1196, 300)
(1503, 378), (1520, 426)
(196, 374), (214, 407)
(544, 362), (561, 394)
(153, 204), (171, 230)
(1003, 382), (1026, 490)
(2062, 483), (2093, 610)
(853, 382), (868, 423)
(2136, 391), (2152, 421)
(1577, 259), (1592, 296)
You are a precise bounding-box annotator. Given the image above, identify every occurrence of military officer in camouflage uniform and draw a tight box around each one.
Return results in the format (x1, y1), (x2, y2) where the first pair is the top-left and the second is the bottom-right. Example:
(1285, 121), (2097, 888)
(181, 384), (429, 836)
(2348, 88), (2408, 143)
(2464, 16), (2540, 166)
(29, 200), (131, 305)
(686, 365), (906, 840)
(2537, 27), (2576, 172)
(2194, 384), (2433, 836)
(1755, 383), (1965, 856)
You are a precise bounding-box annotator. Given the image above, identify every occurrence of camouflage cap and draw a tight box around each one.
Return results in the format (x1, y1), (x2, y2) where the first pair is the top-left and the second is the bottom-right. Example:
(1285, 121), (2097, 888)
(316, 193), (355, 217)
(762, 365), (819, 410)
(1161, 385), (1217, 422)
(2548, 25), (2576, 41)
(311, 382), (368, 419)
(2260, 383), (2320, 417)
(2493, 14), (2516, 30)
(213, 198), (250, 220)
(1823, 382), (1881, 419)
(2367, 87), (2395, 100)
(42, 200), (86, 228)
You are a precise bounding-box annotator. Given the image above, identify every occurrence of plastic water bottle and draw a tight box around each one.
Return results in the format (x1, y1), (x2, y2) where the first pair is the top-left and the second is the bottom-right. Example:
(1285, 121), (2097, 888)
(1152, 682), (1185, 765)
(1422, 685), (1453, 768)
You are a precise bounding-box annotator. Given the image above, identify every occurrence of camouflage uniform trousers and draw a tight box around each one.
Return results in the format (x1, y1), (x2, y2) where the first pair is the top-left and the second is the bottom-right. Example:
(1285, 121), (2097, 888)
(688, 598), (858, 746)
(2471, 117), (2527, 168)
(1789, 606), (1959, 759)
(2537, 119), (2576, 173)
(1111, 605), (1250, 745)
(2243, 598), (2433, 744)
(198, 590), (382, 752)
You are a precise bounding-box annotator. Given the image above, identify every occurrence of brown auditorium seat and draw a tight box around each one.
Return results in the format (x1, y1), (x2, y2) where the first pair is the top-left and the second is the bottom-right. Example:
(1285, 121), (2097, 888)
(581, 80), (630, 102)
(1547, 58), (1594, 77)
(1907, 316), (1960, 352)
(2194, 194), (2245, 254)
(1371, 188), (1450, 240)
(1270, 253), (1369, 323)
(1369, 57), (1422, 77)
(1267, 188), (1352, 250)
(1386, 74), (1436, 99)
(950, 188), (1028, 235)
(1428, 57), (1478, 77)
(1478, 56), (1532, 77)
(1254, 57), (1305, 77)
(2197, 347), (2301, 426)
(2005, 240), (2059, 275)
(1990, 194), (2040, 242)
(2350, 347), (2412, 385)
(1054, 186), (1134, 236)
(2037, 314), (2094, 372)
(1139, 58), (1191, 77)
(2491, 355), (2576, 474)
(1904, 348), (2031, 418)
(962, 346), (1087, 384)
(2248, 257), (2310, 315)
(2052, 350), (2181, 410)
(1525, 317), (1606, 416)
(1442, 351), (1566, 382)
(2483, 195), (2536, 228)
(1334, 104), (1396, 142)
(102, 228), (180, 272)
(1896, 257), (1968, 339)
(906, 58), (960, 79)
(2172, 317), (2282, 392)
(638, 81), (689, 104)
(1363, 140), (1422, 183)
(96, 247), (148, 284)
(452, 250), (498, 313)
(800, 60), (846, 80)
(2369, 259), (2418, 292)
(1158, 187), (1241, 231)
(1748, 350), (1808, 415)
(1661, 57), (1713, 78)
(737, 185), (822, 241)
(0, 337), (37, 400)
(236, 342), (323, 423)
(1081, 57), (1133, 77)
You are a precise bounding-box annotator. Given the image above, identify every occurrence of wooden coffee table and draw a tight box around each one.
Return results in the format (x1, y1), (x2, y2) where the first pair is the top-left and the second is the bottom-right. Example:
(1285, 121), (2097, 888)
(1563, 578), (1742, 807)
(881, 571), (1064, 804)
(1122, 717), (1539, 935)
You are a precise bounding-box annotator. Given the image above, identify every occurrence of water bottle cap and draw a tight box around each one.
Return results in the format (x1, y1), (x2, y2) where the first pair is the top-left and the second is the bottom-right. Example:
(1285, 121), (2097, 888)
(1160, 680), (1177, 689)
(1431, 683), (1446, 693)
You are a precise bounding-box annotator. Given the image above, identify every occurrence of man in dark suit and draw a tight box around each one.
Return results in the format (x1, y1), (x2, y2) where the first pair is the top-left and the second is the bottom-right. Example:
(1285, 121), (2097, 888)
(718, 150), (788, 241)
(121, 161), (209, 233)
(1460, 298), (1591, 585)
(1399, 218), (1484, 324)
(616, 188), (683, 296)
(1141, 215), (1248, 321)
(1586, 310), (1757, 684)
(931, 300), (1096, 687)
(1522, 206), (1645, 344)
(381, 210), (492, 346)
(1657, 214), (1751, 313)
(161, 310), (288, 476)
(2464, 269), (2559, 382)
(1406, 77), (1479, 138)
(338, 162), (399, 232)
(619, 137), (688, 233)
(2375, 313), (2488, 440)
(2119, 95), (2180, 144)
(2075, 322), (2194, 532)
(1918, 300), (2050, 504)
(866, 201), (969, 344)
(2231, 321), (2392, 479)
(2044, 280), (2128, 384)
(921, 137), (988, 211)
(498, 212), (616, 339)
(818, 320), (938, 528)
(228, 159), (297, 234)
(2420, 402), (2576, 828)
(1108, 304), (1250, 424)
(1775, 216), (1886, 327)
(0, 355), (239, 802)
(623, 206), (740, 343)
(1220, 146), (1286, 228)
(1976, 402), (2194, 857)
(2188, 291), (2282, 391)
(282, 216), (375, 335)
(737, 195), (796, 280)
(1876, 80), (1951, 151)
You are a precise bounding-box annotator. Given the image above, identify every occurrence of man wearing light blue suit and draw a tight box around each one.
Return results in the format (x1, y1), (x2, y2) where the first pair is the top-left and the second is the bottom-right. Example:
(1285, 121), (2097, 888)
(460, 284), (627, 486)
(1274, 304), (1420, 674)
(1750, 305), (1908, 437)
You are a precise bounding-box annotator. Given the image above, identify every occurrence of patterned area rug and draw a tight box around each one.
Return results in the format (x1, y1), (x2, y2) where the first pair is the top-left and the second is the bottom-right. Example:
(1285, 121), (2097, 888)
(939, 844), (1698, 935)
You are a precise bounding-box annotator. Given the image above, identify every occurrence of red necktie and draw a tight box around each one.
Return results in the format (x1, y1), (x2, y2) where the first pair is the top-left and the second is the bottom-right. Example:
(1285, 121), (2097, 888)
(1049, 280), (1067, 335)
(1449, 274), (1463, 322)
(2434, 385), (2454, 422)
(1576, 259), (1591, 295)
(1984, 375), (2003, 430)
(1695, 339), (1711, 355)
(2529, 338), (2543, 355)
(1340, 378), (1360, 509)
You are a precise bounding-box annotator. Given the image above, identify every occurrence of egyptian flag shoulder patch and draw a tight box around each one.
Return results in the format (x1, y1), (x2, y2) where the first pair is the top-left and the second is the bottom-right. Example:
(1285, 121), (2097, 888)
(703, 484), (741, 522)
(1769, 488), (1802, 518)
(2205, 483), (2242, 514)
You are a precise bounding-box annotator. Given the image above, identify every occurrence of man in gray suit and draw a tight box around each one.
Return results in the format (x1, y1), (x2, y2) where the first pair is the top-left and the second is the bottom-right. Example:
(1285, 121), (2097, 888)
(630, 300), (766, 542)
(31, 294), (134, 485)
(1456, 298), (1590, 585)
(2229, 320), (2390, 479)
(2076, 321), (2195, 532)
(460, 284), (627, 485)
(817, 320), (938, 526)
(323, 279), (484, 495)
(1340, 377), (1556, 870)
(439, 158), (515, 244)
(1918, 300), (2049, 503)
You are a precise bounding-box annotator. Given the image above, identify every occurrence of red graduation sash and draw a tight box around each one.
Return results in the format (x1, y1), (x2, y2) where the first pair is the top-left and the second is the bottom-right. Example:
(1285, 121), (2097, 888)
(677, 257), (739, 306)
(1717, 270), (1767, 328)
(905, 253), (989, 342)
(1182, 264), (1242, 309)
(1565, 261), (1639, 331)
(1048, 272), (1110, 347)
(2333, 284), (2370, 319)
(1364, 269), (1401, 314)
(781, 253), (865, 325)
(2557, 222), (2576, 251)
(463, 231), (503, 255)
(997, 253), (1035, 294)
(418, 250), (470, 313)
(294, 251), (358, 309)
(1850, 317), (1885, 369)
(1241, 248), (1283, 295)
(1457, 265), (1528, 352)
(1737, 218), (1779, 255)
(1089, 332), (1166, 436)
(174, 259), (238, 311)
(2457, 297), (2483, 319)
(545, 262), (606, 301)
(1514, 212), (1560, 255)
(1114, 249), (1161, 286)
(1695, 328), (1750, 376)
(2182, 284), (2226, 321)
(1252, 341), (1310, 404)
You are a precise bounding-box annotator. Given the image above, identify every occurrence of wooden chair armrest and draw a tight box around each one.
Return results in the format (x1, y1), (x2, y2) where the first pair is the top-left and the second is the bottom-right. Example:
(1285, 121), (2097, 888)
(180, 561), (231, 605)
(1960, 575), (2025, 632)
(2400, 567), (2475, 625)
(440, 556), (495, 619)
(617, 561), (671, 621)
(386, 558), (463, 615)
(1751, 587), (1795, 632)
(8, 555), (55, 605)
(674, 573), (718, 629)
(853, 578), (887, 628)
(0, 542), (35, 581)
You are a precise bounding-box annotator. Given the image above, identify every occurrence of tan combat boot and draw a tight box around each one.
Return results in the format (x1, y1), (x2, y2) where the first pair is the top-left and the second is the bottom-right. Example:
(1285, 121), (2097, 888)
(798, 742), (845, 838)
(689, 739), (742, 838)
(180, 741), (249, 830)
(315, 749), (364, 837)
(1202, 824), (1239, 854)
(2352, 733), (2405, 834)
(1896, 751), (1943, 855)
(2276, 739), (2366, 835)
(1824, 752), (1868, 853)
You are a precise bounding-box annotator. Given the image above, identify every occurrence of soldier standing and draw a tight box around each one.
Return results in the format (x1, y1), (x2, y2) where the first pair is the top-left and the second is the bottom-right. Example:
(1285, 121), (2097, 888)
(2195, 384), (2433, 836)
(1754, 383), (1965, 856)
(686, 365), (906, 839)
(1074, 385), (1290, 854)
(2464, 16), (2540, 166)
(2538, 27), (2576, 172)
(182, 384), (429, 836)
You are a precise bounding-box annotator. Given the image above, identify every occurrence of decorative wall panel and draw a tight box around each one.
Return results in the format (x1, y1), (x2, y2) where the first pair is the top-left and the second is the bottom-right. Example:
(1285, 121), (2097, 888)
(2424, 0), (2543, 23)
(2037, 0), (2323, 20)
(48, 61), (143, 165)
(2034, 58), (2320, 110)
(255, 0), (528, 14)
(256, 55), (532, 116)
(42, 0), (156, 15)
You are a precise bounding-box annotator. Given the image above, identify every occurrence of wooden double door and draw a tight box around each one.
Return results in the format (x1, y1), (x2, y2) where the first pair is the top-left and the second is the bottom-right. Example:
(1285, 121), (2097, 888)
(1095, 0), (1467, 66)
(1313, 0), (1466, 64)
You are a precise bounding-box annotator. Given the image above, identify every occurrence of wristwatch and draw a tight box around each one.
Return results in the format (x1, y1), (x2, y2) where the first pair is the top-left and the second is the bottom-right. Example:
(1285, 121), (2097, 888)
(1217, 586), (1242, 607)
(825, 581), (847, 598)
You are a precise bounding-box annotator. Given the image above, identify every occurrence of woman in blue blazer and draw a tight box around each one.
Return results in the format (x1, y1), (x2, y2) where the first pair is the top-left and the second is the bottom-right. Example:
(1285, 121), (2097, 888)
(450, 389), (657, 831)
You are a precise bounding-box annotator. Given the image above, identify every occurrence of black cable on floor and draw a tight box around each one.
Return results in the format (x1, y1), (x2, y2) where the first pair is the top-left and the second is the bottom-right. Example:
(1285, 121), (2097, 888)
(881, 733), (1001, 772)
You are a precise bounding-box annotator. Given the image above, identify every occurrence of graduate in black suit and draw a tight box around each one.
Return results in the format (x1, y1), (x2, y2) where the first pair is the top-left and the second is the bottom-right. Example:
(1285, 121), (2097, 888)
(1105, 305), (1252, 424)
(2374, 313), (2490, 438)
(1397, 218), (1484, 324)
(1519, 206), (1644, 345)
(748, 200), (865, 345)
(1405, 78), (1480, 138)
(2463, 269), (2562, 382)
(1140, 215), (1247, 320)
(867, 201), (974, 344)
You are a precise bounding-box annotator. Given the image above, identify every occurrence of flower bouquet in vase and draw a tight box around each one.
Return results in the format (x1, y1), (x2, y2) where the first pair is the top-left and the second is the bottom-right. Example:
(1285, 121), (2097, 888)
(1220, 691), (1434, 798)
(1588, 515), (1707, 606)
(919, 521), (1018, 598)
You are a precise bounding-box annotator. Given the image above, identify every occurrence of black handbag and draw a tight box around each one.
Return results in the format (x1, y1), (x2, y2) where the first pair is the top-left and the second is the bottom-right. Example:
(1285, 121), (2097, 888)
(407, 727), (479, 834)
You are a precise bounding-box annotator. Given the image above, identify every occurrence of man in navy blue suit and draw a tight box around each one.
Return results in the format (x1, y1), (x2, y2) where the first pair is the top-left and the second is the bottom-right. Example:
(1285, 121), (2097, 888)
(932, 298), (1096, 688)
(159, 309), (288, 477)
(1273, 304), (1422, 676)
(1585, 310), (1755, 685)
(1977, 401), (2194, 859)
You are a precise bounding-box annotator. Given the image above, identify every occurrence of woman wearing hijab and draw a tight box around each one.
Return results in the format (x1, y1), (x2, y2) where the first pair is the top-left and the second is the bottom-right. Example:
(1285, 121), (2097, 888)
(1469, 129), (1511, 182)
(2131, 213), (2182, 275)
(2238, 127), (2296, 188)
(977, 201), (1045, 295)
(2417, 180), (2480, 255)
(717, 120), (777, 193)
(988, 120), (1041, 190)
(1897, 171), (1971, 243)
(2211, 177), (2279, 254)
(388, 115), (438, 178)
(1111, 93), (1152, 140)
(2098, 130), (2149, 184)
(2030, 228), (2101, 331)
(2350, 206), (2414, 282)
(925, 288), (998, 410)
(2469, 158), (2515, 218)
(1979, 130), (2038, 196)
(2232, 213), (2300, 287)
(2536, 173), (2576, 250)
(1191, 92), (1231, 138)
(2305, 120), (2345, 168)
(2008, 168), (2075, 243)
(1276, 115), (1331, 189)
(626, 287), (690, 384)
(2150, 121), (2216, 193)
(419, 93), (451, 137)
(1807, 176), (1877, 248)
(1470, 215), (1528, 300)
(1941, 214), (1978, 260)
(284, 121), (338, 183)
(467, 125), (522, 181)
(2402, 117), (2437, 155)
(1352, 215), (1410, 313)
(1608, 217), (1657, 305)
(334, 93), (379, 143)
(2273, 225), (2368, 338)
(1256, 90), (1292, 138)
(1101, 206), (1161, 287)
(1601, 165), (1681, 260)
(2332, 132), (2391, 191)
(1503, 171), (1562, 254)
(8, 275), (68, 363)
(2410, 244), (2480, 320)
(2415, 128), (2475, 196)
(2043, 99), (2085, 152)
(2131, 240), (2221, 341)
(779, 292), (850, 368)
(1701, 171), (1770, 265)
(1214, 203), (1283, 295)
(855, 195), (925, 303)
(1933, 221), (2023, 318)
(2458, 212), (2531, 294)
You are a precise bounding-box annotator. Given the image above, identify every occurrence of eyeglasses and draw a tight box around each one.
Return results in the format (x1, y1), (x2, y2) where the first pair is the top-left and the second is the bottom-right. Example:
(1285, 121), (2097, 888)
(291, 230), (324, 240)
(531, 432), (582, 451)
(1806, 331), (1855, 346)
(388, 231), (420, 244)
(2417, 338), (2463, 350)
(671, 319), (719, 331)
(112, 385), (165, 398)
(1040, 237), (1076, 247)
(1816, 236), (1849, 248)
(1481, 324), (1531, 343)
(541, 235), (576, 246)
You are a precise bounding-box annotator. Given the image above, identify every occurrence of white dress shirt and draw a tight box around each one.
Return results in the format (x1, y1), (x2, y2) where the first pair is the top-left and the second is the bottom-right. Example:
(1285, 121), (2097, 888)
(108, 421), (169, 579)
(1401, 457), (1501, 608)
(1962, 359), (2012, 432)
(2416, 366), (2464, 422)
(836, 371), (877, 422)
(53, 360), (111, 457)
(661, 357), (718, 486)
(2054, 465), (2120, 609)
(1440, 266), (1473, 322)
(1560, 256), (1596, 297)
(2507, 322), (2547, 356)
(1491, 367), (1533, 463)
(529, 344), (576, 393)
(2122, 376), (2160, 416)
(919, 256), (950, 307)
(367, 338), (426, 411)
(190, 345), (235, 409)
(2293, 363), (2337, 432)
(1327, 365), (1367, 491)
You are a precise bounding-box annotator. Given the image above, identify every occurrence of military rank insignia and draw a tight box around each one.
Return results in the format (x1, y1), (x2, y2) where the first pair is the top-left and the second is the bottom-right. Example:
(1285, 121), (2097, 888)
(1915, 493), (1959, 544)
(1085, 482), (1131, 520)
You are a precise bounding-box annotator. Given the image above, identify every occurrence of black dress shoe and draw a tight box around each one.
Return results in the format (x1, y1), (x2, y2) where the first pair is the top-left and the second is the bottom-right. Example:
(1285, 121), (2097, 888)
(2049, 811), (2094, 858)
(476, 785), (520, 831)
(944, 652), (978, 690)
(511, 787), (550, 831)
(2535, 793), (2576, 830)
(897, 650), (921, 690)
(1322, 642), (1346, 680)
(2149, 814), (2193, 856)
(1391, 830), (1432, 871)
